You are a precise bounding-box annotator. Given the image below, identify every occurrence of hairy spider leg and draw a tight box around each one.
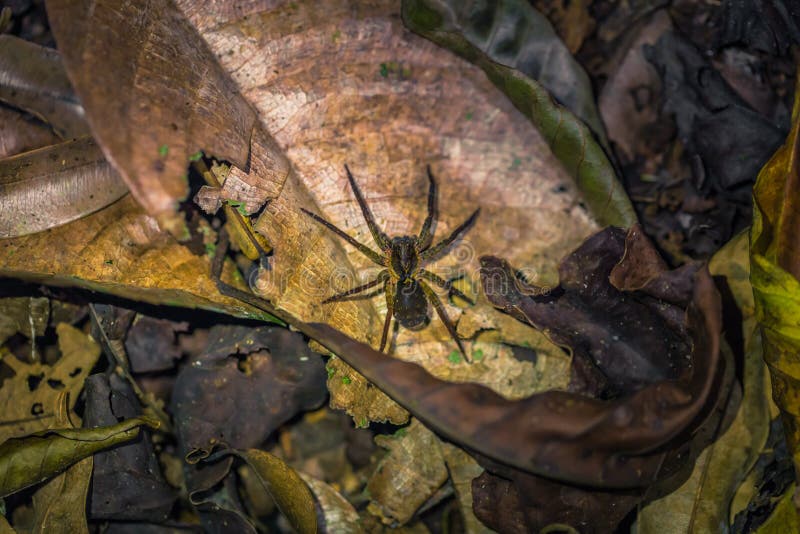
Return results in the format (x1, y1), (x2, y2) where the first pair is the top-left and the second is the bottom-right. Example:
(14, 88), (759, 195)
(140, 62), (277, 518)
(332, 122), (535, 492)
(322, 270), (389, 303)
(419, 280), (469, 362)
(300, 208), (386, 266)
(420, 208), (480, 262)
(380, 279), (396, 352)
(417, 166), (438, 251)
(419, 269), (474, 305)
(345, 164), (391, 250)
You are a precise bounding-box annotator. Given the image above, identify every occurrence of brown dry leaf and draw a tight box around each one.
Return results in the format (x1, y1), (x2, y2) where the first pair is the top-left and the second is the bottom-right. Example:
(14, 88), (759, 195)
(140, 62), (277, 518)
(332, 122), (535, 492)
(298, 473), (361, 533)
(0, 323), (100, 444)
(45, 0), (261, 236)
(0, 136), (129, 237)
(0, 195), (271, 321)
(366, 419), (448, 525)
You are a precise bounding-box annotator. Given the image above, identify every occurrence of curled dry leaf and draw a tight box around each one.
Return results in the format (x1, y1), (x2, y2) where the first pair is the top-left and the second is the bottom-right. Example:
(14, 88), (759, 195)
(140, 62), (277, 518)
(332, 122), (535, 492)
(30, 393), (91, 534)
(0, 323), (100, 444)
(0, 136), (128, 237)
(298, 472), (361, 534)
(0, 35), (89, 139)
(0, 415), (159, 499)
(751, 73), (800, 478)
(0, 105), (61, 159)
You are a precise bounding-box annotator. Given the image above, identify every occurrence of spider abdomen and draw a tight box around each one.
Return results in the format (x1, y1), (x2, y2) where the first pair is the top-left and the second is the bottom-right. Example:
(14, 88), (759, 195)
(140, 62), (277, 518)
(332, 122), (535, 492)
(393, 279), (428, 330)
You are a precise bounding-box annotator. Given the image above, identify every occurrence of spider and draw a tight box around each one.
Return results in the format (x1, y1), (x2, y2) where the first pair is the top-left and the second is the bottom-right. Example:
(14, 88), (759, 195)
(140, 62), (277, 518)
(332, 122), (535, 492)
(301, 165), (479, 361)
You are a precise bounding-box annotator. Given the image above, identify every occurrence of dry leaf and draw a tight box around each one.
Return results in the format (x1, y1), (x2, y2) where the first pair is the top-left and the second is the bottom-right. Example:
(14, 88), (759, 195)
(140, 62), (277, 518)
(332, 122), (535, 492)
(0, 136), (128, 237)
(0, 323), (100, 444)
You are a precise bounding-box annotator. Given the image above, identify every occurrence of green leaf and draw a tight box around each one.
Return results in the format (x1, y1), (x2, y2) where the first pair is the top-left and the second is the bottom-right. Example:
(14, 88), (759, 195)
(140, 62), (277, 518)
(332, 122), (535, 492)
(401, 0), (636, 227)
(750, 74), (800, 475)
(0, 416), (158, 498)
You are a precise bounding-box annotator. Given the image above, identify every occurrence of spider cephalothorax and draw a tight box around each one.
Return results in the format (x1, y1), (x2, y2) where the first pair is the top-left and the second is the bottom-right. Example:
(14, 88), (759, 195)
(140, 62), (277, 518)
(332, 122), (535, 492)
(301, 165), (479, 360)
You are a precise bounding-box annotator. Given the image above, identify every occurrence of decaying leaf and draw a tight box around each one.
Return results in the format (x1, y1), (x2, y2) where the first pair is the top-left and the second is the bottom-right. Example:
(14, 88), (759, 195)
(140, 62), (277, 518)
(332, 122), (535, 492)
(0, 415), (158, 498)
(750, 70), (800, 478)
(46, 0), (259, 235)
(83, 373), (175, 521)
(172, 325), (326, 459)
(440, 443), (492, 534)
(0, 323), (100, 444)
(0, 35), (89, 138)
(0, 136), (128, 237)
(366, 419), (448, 525)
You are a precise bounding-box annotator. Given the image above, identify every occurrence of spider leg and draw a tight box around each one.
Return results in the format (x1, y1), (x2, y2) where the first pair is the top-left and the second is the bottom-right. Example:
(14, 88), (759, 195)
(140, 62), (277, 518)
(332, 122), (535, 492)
(417, 165), (437, 250)
(345, 164), (391, 250)
(380, 279), (396, 352)
(419, 269), (475, 305)
(323, 270), (389, 303)
(419, 208), (480, 262)
(419, 280), (470, 363)
(301, 208), (386, 266)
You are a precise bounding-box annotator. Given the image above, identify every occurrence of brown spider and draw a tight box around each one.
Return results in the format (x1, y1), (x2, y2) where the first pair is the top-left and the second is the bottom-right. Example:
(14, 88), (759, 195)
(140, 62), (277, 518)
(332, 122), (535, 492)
(301, 165), (479, 360)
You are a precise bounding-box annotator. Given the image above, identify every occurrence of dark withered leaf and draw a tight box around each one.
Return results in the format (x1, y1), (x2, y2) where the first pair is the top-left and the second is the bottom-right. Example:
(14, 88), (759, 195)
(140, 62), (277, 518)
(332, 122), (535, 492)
(483, 226), (695, 397)
(472, 468), (641, 534)
(644, 31), (786, 197)
(125, 314), (188, 373)
(715, 0), (800, 55)
(172, 325), (327, 459)
(83, 374), (175, 522)
(102, 522), (204, 534)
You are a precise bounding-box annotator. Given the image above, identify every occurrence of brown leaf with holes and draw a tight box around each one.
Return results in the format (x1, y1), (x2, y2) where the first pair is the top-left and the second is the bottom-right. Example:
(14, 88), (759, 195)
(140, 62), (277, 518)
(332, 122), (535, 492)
(0, 323), (100, 445)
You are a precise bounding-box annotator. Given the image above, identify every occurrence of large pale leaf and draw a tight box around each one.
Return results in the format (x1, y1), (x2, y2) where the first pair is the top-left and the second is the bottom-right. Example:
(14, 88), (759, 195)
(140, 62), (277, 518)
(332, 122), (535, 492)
(750, 70), (800, 478)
